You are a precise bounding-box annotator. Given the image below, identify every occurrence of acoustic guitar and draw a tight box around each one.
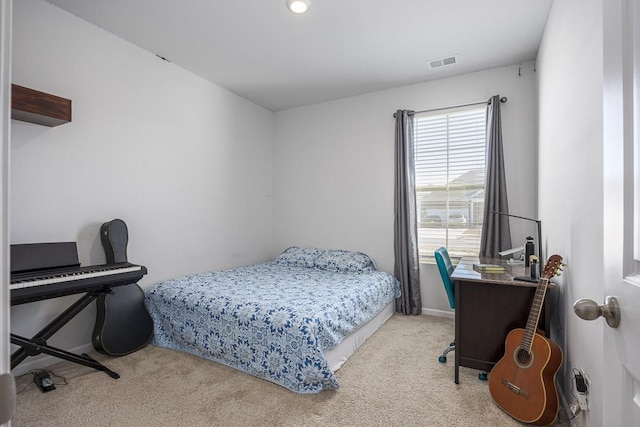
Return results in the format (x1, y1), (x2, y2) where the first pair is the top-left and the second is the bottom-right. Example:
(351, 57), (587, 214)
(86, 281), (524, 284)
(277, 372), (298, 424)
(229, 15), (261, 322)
(488, 254), (564, 426)
(92, 219), (154, 356)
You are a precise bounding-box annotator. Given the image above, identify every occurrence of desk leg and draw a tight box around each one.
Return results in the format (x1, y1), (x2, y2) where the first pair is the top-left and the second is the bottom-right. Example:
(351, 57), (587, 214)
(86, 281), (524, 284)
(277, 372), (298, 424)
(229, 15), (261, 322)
(454, 280), (460, 384)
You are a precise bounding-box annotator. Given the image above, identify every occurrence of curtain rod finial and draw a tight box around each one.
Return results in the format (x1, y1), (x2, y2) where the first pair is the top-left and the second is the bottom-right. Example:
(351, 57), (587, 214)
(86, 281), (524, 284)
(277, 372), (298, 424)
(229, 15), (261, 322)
(500, 97), (507, 103)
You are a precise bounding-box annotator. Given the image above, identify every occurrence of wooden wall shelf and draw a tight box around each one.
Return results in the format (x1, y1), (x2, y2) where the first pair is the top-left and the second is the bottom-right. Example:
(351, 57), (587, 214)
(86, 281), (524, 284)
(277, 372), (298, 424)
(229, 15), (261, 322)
(11, 84), (72, 127)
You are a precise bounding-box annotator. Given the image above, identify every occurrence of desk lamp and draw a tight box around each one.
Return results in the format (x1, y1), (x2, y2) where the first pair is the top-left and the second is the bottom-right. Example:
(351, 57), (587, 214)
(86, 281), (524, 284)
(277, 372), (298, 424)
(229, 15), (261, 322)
(492, 211), (542, 282)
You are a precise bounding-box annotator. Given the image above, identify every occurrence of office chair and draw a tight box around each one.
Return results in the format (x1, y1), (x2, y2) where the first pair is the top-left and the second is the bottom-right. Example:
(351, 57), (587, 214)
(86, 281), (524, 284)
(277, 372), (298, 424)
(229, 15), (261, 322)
(434, 247), (456, 363)
(434, 247), (488, 381)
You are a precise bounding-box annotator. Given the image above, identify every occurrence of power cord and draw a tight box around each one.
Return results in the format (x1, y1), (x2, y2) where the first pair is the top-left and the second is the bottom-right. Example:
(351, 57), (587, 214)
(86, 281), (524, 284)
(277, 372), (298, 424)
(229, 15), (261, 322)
(556, 368), (587, 424)
(556, 368), (580, 424)
(556, 408), (578, 424)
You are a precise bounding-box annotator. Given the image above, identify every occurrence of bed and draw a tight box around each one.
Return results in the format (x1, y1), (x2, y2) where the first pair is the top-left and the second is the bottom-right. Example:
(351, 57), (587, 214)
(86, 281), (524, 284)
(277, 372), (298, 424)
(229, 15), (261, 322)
(144, 247), (401, 393)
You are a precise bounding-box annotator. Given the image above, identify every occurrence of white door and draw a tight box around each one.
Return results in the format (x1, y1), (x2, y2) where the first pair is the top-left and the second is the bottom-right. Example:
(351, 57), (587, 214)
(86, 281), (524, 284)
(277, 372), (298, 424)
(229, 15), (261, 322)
(602, 0), (640, 425)
(0, 1), (13, 426)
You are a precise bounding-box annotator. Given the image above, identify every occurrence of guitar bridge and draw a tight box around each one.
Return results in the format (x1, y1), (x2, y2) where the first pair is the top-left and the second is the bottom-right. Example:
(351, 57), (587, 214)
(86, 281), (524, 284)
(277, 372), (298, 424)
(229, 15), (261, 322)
(501, 379), (530, 398)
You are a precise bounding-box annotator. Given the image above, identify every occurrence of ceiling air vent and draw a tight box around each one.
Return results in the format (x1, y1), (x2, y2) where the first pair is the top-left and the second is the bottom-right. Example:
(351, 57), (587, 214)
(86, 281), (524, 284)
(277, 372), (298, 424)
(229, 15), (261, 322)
(428, 55), (458, 69)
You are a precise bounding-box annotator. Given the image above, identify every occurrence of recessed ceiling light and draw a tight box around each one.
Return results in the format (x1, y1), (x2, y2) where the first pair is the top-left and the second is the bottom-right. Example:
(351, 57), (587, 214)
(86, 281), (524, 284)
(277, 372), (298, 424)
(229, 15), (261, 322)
(287, 0), (310, 14)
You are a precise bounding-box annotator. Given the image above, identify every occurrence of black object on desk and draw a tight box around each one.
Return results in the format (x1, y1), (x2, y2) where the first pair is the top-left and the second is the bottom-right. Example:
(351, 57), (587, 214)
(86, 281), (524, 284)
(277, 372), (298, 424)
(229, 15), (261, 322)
(450, 256), (551, 384)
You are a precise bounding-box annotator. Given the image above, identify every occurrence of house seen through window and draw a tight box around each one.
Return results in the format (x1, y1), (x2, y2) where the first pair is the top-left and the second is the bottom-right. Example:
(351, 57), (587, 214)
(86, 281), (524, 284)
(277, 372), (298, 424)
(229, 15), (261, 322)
(414, 105), (487, 263)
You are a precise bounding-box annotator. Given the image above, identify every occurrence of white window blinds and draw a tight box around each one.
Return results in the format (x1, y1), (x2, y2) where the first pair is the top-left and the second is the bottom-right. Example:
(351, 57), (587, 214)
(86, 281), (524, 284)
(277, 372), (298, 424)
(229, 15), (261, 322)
(414, 105), (487, 262)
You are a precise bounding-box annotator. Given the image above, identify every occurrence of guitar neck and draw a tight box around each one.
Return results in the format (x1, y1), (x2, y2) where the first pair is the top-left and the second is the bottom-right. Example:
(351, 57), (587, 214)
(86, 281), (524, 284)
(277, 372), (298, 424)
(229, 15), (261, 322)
(520, 277), (549, 351)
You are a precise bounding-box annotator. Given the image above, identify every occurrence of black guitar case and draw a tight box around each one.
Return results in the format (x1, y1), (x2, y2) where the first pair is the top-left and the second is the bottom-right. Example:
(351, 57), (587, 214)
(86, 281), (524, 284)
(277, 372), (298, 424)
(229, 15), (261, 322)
(93, 219), (154, 356)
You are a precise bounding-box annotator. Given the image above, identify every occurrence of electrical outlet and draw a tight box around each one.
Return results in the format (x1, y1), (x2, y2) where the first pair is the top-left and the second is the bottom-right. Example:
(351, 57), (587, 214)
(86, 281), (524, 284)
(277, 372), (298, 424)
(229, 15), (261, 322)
(575, 368), (589, 411)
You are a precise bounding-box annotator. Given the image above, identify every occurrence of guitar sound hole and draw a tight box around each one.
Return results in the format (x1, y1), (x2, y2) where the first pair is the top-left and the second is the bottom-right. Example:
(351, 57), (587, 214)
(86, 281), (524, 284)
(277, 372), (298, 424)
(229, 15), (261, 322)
(514, 347), (534, 369)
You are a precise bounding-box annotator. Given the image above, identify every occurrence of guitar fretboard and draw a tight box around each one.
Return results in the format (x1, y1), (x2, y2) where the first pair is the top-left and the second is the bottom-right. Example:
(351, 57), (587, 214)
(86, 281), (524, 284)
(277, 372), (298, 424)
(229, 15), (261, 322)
(521, 277), (549, 351)
(519, 254), (563, 352)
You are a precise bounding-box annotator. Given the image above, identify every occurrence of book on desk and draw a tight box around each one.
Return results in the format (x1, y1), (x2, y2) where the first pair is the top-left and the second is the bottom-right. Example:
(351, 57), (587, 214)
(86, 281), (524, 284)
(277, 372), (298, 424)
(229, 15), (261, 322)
(472, 262), (506, 273)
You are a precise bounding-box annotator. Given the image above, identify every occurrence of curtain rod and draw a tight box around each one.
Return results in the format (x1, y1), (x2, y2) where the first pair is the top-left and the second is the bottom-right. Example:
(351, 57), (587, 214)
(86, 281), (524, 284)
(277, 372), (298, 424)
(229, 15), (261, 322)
(393, 96), (507, 118)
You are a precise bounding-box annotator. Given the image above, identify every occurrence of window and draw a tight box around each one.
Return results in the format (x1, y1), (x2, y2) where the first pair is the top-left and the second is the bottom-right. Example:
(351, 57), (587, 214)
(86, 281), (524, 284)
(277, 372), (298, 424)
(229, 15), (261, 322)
(414, 105), (487, 263)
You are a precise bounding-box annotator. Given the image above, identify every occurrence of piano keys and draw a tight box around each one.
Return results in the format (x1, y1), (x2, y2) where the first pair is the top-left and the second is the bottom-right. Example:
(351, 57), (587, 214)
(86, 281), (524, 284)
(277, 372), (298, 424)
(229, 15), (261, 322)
(10, 242), (147, 305)
(11, 262), (146, 305)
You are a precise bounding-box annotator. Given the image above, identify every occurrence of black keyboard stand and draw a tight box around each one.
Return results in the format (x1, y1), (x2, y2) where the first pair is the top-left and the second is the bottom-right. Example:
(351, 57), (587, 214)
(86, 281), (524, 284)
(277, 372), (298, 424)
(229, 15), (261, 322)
(10, 291), (120, 379)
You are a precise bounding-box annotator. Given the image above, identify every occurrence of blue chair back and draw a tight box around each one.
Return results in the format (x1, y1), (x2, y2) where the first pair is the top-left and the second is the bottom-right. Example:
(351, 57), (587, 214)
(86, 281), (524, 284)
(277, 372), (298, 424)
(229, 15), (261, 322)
(434, 247), (455, 309)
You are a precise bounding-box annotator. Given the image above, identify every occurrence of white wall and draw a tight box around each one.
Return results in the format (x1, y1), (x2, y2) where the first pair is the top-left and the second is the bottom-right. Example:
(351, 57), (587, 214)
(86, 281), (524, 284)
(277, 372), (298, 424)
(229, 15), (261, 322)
(537, 0), (604, 425)
(273, 63), (539, 314)
(10, 0), (274, 372)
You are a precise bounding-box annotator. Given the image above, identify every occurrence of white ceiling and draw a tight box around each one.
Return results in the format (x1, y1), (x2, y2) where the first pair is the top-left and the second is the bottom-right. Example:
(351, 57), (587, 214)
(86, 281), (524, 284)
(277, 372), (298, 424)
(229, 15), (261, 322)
(45, 0), (553, 112)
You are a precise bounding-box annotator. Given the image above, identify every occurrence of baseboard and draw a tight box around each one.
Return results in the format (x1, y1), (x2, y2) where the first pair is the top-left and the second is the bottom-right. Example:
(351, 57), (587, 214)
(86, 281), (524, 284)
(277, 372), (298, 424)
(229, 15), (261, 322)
(421, 308), (454, 320)
(11, 342), (94, 377)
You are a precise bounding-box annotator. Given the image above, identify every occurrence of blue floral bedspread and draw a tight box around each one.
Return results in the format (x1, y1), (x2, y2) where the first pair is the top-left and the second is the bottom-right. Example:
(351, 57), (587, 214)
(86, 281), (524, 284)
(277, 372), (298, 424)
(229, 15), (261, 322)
(144, 262), (400, 393)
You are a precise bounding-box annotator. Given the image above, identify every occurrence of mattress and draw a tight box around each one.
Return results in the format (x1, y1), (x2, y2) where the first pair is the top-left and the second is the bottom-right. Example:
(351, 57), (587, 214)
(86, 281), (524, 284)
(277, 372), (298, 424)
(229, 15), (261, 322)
(144, 253), (400, 393)
(324, 301), (395, 372)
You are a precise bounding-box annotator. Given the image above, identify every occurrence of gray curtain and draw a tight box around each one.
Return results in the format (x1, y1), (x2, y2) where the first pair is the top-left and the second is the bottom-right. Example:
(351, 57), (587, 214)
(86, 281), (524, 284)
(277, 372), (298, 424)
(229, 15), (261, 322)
(394, 110), (422, 315)
(479, 95), (512, 258)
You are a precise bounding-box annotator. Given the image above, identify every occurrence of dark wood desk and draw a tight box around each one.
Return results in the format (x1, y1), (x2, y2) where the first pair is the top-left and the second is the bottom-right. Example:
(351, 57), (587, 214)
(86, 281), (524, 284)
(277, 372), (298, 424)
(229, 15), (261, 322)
(451, 256), (551, 384)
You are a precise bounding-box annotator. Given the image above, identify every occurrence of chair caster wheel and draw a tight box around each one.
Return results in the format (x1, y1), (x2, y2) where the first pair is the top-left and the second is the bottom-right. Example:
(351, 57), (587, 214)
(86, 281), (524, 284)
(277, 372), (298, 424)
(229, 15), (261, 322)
(438, 356), (447, 363)
(478, 372), (487, 381)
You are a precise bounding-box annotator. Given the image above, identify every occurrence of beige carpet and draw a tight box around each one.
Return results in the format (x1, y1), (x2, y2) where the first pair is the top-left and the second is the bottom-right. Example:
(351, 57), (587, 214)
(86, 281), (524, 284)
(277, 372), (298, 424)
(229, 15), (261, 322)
(12, 314), (526, 426)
